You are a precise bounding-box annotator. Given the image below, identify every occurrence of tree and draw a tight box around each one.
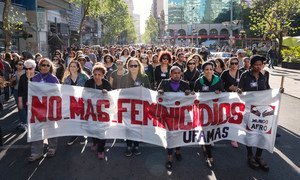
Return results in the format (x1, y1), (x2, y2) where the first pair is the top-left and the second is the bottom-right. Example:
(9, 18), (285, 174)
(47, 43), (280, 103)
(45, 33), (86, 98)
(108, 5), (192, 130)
(249, 0), (300, 60)
(99, 0), (136, 44)
(142, 15), (159, 44)
(2, 0), (24, 51)
(69, 0), (136, 44)
(214, 1), (242, 23)
(69, 0), (104, 38)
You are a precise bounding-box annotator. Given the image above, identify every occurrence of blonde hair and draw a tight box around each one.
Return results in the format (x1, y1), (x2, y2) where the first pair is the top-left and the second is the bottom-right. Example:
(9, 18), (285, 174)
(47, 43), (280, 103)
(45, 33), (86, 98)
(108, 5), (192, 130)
(126, 57), (144, 75)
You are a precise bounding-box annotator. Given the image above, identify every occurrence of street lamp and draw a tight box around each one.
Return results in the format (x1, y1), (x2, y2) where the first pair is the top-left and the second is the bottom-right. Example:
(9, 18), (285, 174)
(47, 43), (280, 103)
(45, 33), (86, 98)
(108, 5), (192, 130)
(239, 30), (246, 48)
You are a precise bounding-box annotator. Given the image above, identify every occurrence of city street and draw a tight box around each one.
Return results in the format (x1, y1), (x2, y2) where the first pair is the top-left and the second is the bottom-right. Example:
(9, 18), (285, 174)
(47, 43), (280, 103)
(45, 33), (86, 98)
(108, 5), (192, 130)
(0, 67), (299, 180)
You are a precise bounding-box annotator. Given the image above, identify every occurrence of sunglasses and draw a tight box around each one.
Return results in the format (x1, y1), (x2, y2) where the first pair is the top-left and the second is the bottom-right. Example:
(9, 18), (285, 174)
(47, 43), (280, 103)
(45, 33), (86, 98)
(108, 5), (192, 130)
(188, 62), (196, 65)
(25, 67), (33, 70)
(129, 64), (139, 68)
(41, 64), (51, 67)
(230, 62), (239, 65)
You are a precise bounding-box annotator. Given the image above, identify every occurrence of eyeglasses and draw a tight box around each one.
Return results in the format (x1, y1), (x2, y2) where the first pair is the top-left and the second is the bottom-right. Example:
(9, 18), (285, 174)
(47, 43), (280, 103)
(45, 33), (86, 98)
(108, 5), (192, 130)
(41, 64), (51, 67)
(78, 59), (85, 62)
(129, 64), (139, 68)
(25, 67), (33, 70)
(116, 63), (123, 66)
(230, 62), (239, 65)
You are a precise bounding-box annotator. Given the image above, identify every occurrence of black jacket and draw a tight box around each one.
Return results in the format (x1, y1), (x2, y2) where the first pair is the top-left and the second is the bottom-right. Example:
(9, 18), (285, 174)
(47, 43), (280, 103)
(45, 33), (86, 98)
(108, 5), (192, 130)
(238, 69), (270, 91)
(84, 78), (112, 91)
(157, 79), (190, 92)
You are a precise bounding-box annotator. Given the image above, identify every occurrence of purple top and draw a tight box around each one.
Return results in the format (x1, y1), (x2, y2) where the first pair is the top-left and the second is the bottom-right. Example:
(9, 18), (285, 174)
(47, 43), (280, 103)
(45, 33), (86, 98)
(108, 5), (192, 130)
(170, 80), (180, 91)
(32, 73), (59, 84)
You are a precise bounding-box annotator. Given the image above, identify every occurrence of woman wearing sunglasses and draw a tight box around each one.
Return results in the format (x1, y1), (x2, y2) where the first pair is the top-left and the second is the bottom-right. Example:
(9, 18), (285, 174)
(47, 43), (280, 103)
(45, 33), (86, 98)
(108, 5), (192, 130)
(17, 60), (36, 131)
(121, 58), (150, 157)
(140, 54), (154, 89)
(52, 56), (65, 83)
(28, 58), (60, 162)
(110, 59), (128, 90)
(220, 57), (243, 148)
(184, 58), (200, 90)
(193, 61), (224, 169)
(154, 51), (172, 89)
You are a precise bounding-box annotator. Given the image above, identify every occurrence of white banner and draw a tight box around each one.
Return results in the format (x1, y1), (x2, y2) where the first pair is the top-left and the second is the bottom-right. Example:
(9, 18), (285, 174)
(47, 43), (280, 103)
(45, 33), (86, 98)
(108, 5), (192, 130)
(27, 82), (281, 152)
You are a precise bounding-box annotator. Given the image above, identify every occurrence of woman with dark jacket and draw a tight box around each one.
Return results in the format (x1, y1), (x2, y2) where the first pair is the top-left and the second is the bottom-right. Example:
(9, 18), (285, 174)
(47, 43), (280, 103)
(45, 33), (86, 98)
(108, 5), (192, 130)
(154, 51), (172, 88)
(121, 58), (150, 157)
(103, 54), (117, 80)
(84, 64), (112, 160)
(157, 66), (190, 171)
(110, 59), (128, 90)
(184, 58), (200, 90)
(237, 55), (271, 171)
(220, 57), (243, 148)
(214, 58), (226, 76)
(191, 54), (204, 72)
(52, 56), (65, 83)
(17, 60), (36, 131)
(193, 61), (224, 169)
(140, 54), (154, 89)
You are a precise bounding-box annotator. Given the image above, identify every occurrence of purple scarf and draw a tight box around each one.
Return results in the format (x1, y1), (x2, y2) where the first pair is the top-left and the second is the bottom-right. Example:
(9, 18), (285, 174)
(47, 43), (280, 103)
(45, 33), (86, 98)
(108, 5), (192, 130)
(170, 80), (180, 91)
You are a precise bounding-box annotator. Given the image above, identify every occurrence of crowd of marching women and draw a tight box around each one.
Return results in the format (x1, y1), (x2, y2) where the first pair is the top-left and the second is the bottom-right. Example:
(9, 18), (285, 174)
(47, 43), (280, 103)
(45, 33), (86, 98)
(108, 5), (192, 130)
(0, 44), (280, 171)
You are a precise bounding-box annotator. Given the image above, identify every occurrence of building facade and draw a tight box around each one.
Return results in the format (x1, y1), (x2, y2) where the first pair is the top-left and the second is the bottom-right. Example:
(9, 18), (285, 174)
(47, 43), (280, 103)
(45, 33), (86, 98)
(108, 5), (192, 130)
(166, 0), (241, 46)
(124, 0), (141, 43)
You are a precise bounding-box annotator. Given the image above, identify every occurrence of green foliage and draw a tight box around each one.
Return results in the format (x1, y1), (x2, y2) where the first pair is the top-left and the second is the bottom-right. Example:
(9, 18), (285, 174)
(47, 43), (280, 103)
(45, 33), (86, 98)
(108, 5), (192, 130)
(249, 0), (300, 59)
(100, 0), (136, 44)
(250, 0), (300, 39)
(69, 0), (137, 44)
(213, 1), (242, 23)
(282, 47), (300, 63)
(2, 0), (25, 51)
(69, 0), (105, 18)
(142, 15), (159, 44)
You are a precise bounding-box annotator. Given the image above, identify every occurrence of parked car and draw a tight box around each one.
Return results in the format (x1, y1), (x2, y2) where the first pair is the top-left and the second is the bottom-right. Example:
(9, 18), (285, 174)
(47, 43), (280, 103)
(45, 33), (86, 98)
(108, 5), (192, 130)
(210, 52), (232, 59)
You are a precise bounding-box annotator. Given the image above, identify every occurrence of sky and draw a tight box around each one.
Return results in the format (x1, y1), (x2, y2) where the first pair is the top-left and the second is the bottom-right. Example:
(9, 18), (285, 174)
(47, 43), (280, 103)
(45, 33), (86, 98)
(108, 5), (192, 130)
(132, 0), (153, 34)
